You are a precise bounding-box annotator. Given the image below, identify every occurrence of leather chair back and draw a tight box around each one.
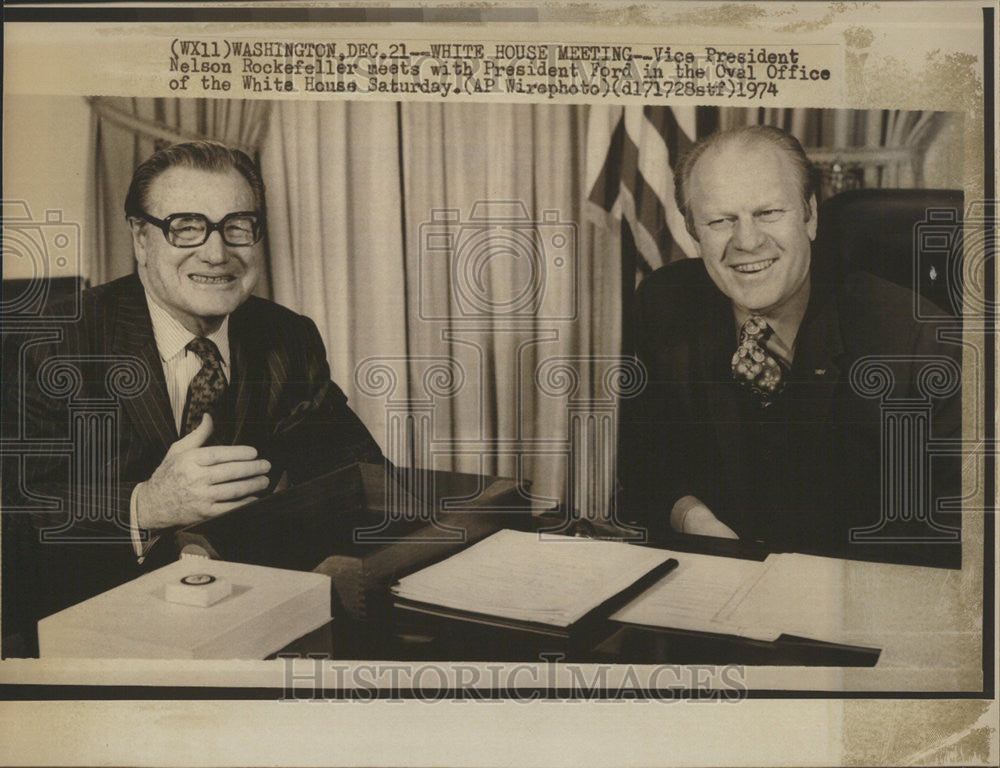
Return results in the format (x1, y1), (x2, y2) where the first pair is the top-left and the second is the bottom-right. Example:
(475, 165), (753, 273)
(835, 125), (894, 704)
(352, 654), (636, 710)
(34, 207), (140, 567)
(815, 188), (964, 316)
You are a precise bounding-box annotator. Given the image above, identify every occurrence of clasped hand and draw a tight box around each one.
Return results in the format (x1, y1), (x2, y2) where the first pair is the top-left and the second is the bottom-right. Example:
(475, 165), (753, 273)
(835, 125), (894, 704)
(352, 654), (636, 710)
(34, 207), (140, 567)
(135, 413), (271, 530)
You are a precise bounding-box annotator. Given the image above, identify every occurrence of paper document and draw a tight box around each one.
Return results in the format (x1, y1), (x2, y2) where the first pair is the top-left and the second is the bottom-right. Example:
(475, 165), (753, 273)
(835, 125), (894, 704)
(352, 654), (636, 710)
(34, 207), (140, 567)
(615, 549), (950, 654)
(722, 553), (850, 643)
(611, 551), (780, 641)
(723, 553), (954, 649)
(391, 529), (674, 627)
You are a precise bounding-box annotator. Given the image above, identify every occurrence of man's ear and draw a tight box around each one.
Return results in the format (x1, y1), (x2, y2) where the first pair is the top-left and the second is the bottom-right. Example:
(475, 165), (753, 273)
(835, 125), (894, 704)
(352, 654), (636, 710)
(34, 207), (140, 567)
(127, 217), (148, 266)
(684, 221), (703, 258)
(806, 195), (818, 241)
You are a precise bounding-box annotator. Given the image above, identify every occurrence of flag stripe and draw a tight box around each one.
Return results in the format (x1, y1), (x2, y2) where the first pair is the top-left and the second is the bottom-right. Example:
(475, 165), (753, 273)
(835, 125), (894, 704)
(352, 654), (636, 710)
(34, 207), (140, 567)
(642, 105), (687, 162)
(587, 106), (699, 278)
(620, 134), (673, 264)
(618, 185), (663, 276)
(588, 113), (625, 212)
(695, 105), (719, 137)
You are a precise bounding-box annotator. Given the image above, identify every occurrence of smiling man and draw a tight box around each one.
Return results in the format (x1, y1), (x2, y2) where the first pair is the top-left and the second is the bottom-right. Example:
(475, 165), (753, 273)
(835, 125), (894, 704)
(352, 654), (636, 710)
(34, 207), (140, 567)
(619, 126), (961, 567)
(6, 142), (382, 642)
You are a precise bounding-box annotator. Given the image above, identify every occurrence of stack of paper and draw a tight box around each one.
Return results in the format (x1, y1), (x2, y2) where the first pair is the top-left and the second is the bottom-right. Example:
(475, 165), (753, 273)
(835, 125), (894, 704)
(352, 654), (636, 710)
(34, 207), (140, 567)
(38, 555), (331, 659)
(391, 529), (675, 628)
(721, 552), (952, 651)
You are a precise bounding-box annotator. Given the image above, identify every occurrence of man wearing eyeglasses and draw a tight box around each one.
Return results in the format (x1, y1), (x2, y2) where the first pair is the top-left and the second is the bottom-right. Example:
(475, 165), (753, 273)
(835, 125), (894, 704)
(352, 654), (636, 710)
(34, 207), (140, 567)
(7, 142), (381, 637)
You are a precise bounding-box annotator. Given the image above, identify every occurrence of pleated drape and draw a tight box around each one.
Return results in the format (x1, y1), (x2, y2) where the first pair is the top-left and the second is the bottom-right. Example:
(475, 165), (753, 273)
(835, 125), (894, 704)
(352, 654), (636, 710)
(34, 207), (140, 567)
(261, 101), (615, 512)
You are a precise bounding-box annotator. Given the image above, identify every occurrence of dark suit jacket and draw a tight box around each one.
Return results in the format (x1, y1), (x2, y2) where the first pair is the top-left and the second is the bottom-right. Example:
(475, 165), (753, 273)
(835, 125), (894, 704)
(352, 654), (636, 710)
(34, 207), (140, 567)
(619, 257), (962, 568)
(3, 274), (383, 644)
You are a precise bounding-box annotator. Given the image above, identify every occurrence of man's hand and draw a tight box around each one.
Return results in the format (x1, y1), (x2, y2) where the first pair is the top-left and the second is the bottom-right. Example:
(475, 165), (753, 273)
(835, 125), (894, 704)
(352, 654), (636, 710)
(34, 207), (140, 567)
(134, 414), (271, 531)
(670, 495), (739, 539)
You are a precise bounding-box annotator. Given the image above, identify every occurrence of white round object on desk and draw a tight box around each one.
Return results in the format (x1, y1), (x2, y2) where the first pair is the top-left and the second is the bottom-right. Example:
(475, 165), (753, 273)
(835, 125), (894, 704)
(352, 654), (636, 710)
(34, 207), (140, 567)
(165, 573), (233, 607)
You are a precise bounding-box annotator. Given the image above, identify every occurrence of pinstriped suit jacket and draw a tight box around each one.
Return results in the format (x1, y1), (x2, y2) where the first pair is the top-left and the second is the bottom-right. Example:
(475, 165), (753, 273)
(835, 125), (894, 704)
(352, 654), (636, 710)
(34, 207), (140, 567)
(6, 273), (383, 630)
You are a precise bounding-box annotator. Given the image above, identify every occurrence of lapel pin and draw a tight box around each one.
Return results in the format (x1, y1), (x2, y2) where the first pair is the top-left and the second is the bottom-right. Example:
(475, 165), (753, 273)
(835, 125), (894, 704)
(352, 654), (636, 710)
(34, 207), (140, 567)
(814, 368), (826, 376)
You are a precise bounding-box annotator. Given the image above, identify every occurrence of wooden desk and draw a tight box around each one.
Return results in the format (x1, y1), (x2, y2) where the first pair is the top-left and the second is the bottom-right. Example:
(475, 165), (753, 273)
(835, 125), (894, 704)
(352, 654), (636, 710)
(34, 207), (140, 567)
(184, 482), (980, 687)
(290, 515), (964, 669)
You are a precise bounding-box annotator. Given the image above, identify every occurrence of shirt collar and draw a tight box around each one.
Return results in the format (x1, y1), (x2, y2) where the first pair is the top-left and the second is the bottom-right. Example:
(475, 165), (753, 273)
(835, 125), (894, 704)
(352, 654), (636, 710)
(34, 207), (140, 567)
(732, 273), (811, 366)
(144, 291), (231, 369)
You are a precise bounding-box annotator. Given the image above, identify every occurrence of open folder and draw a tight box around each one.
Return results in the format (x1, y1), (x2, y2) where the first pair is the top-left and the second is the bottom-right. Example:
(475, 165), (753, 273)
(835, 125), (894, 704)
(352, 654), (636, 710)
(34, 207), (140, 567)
(391, 529), (678, 635)
(611, 549), (910, 660)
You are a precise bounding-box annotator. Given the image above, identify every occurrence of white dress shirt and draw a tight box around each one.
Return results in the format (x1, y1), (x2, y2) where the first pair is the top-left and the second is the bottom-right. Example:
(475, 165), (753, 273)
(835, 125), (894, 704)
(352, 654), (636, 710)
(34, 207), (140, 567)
(732, 276), (811, 368)
(130, 293), (231, 561)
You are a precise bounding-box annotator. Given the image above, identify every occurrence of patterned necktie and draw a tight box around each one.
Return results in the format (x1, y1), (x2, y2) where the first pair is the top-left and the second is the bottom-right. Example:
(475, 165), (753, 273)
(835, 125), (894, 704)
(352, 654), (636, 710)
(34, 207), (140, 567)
(181, 336), (227, 436)
(732, 315), (787, 406)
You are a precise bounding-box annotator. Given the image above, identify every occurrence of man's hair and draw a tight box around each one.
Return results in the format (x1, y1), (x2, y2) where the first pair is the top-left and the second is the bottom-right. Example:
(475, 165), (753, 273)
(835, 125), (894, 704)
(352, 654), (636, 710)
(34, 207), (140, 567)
(673, 125), (819, 239)
(123, 140), (265, 219)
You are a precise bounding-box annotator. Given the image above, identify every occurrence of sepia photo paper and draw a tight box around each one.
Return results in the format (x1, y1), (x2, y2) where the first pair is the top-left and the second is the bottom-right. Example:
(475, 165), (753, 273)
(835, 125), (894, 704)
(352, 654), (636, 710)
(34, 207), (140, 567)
(1, 1), (997, 765)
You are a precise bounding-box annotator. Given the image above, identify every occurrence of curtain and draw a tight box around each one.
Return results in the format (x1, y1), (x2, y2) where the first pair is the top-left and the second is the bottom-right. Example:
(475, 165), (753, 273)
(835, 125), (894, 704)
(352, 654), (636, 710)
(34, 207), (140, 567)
(261, 101), (618, 513)
(87, 97), (270, 287)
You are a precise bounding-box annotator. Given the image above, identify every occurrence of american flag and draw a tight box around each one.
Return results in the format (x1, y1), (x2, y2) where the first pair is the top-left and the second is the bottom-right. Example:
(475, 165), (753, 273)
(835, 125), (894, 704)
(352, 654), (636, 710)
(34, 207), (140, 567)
(586, 105), (699, 282)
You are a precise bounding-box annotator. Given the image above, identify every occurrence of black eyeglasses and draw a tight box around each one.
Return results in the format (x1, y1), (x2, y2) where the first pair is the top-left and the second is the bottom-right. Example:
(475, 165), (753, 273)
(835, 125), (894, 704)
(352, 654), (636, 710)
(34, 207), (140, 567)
(135, 211), (265, 247)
